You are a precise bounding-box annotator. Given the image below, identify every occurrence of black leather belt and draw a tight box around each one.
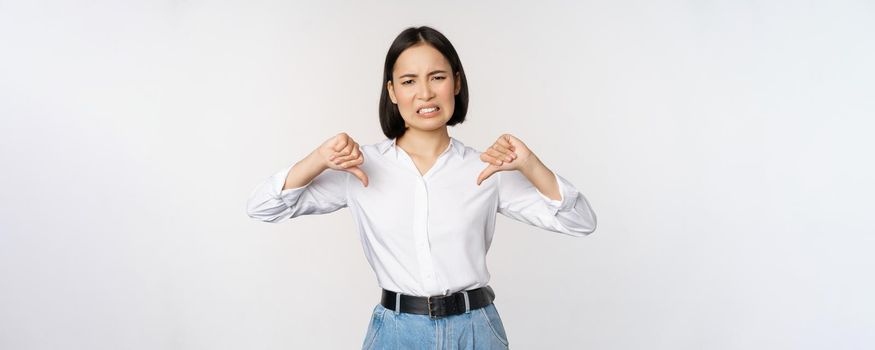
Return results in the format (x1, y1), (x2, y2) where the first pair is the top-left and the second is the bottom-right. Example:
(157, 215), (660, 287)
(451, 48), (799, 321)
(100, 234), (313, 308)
(380, 286), (496, 319)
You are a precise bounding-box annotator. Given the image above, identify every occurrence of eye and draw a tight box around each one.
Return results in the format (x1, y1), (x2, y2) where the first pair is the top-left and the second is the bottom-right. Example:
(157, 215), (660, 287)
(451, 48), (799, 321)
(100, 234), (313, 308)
(401, 79), (414, 85)
(432, 76), (446, 81)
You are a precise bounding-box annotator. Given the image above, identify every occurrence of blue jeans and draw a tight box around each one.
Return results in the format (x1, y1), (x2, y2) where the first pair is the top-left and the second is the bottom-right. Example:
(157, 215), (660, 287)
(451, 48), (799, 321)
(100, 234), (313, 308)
(361, 302), (510, 349)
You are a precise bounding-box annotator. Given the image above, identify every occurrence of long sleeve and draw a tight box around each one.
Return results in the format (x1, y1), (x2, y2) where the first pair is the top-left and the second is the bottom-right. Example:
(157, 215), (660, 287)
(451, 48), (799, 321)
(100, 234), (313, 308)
(246, 164), (350, 223)
(496, 170), (597, 236)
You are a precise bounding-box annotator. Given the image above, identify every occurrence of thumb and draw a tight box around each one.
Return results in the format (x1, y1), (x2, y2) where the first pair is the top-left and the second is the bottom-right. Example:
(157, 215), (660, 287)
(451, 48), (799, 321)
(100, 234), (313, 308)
(347, 166), (369, 187)
(476, 165), (499, 186)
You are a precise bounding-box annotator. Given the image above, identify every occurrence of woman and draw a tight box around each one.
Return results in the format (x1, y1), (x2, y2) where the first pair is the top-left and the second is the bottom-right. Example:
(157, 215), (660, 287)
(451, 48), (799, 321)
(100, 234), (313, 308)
(247, 26), (597, 350)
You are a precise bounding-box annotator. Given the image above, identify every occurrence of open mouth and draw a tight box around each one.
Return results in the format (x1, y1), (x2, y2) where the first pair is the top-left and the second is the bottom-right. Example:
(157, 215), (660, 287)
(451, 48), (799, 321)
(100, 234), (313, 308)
(417, 106), (440, 116)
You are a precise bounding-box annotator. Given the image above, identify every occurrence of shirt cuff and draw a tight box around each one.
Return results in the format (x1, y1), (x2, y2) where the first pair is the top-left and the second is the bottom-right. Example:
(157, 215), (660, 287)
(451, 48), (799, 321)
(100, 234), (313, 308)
(536, 172), (580, 215)
(272, 164), (308, 207)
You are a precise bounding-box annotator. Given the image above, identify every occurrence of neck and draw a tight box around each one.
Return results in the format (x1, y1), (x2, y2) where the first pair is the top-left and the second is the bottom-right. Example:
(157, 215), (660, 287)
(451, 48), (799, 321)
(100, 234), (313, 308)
(396, 127), (451, 158)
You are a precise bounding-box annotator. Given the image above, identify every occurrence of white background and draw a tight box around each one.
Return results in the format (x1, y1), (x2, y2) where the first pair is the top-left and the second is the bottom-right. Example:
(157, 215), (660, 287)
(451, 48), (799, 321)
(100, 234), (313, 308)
(1, 0), (873, 349)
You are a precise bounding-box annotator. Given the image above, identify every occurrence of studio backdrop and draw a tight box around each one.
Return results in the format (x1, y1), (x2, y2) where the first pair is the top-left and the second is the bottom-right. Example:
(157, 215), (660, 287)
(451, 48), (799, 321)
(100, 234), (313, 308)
(1, 1), (873, 349)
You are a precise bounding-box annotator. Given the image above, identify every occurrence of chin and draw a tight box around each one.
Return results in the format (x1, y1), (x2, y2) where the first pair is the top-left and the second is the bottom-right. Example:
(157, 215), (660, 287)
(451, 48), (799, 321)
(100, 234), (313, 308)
(410, 121), (448, 132)
(403, 114), (451, 129)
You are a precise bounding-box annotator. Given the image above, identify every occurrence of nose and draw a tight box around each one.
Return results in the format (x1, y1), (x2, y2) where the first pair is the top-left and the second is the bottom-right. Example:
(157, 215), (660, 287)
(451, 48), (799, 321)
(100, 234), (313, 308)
(417, 80), (435, 100)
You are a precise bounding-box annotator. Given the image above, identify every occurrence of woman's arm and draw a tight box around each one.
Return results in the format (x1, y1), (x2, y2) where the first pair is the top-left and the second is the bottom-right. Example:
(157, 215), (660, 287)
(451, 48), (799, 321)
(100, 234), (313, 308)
(246, 133), (368, 223)
(478, 134), (597, 236)
(282, 150), (329, 190)
(516, 154), (560, 201)
(283, 132), (369, 190)
(496, 170), (597, 236)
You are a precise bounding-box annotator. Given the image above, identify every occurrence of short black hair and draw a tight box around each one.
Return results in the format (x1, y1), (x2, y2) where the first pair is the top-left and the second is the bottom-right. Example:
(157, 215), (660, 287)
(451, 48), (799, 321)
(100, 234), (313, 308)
(379, 26), (469, 139)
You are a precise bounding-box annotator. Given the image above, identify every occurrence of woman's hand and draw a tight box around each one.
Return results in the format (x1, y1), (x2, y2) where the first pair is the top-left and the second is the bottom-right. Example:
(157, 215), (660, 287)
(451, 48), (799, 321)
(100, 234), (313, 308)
(316, 132), (369, 187)
(477, 134), (535, 185)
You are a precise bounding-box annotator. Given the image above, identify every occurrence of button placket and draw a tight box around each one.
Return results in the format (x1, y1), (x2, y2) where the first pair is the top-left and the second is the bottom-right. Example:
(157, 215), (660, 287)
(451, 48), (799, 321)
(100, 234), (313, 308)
(413, 176), (438, 292)
(395, 145), (447, 294)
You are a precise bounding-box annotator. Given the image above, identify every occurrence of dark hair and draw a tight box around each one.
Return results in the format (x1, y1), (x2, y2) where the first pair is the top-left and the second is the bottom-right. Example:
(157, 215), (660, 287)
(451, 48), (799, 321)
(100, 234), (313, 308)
(379, 26), (469, 139)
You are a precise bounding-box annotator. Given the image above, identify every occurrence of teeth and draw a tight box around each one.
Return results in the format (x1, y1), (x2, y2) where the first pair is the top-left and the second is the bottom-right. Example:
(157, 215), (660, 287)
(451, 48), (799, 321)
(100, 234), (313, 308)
(418, 107), (438, 114)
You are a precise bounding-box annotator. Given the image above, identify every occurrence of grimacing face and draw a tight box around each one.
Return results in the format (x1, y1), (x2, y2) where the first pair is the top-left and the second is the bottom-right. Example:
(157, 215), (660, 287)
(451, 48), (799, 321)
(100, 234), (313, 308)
(387, 43), (462, 133)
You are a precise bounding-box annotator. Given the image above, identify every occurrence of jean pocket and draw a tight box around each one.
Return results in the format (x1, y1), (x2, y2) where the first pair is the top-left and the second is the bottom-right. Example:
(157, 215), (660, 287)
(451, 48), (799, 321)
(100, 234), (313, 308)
(480, 304), (509, 347)
(362, 304), (387, 350)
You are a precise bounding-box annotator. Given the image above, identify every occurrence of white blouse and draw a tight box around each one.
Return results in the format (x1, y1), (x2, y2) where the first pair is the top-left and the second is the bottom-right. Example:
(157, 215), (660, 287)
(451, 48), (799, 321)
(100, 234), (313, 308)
(246, 137), (597, 297)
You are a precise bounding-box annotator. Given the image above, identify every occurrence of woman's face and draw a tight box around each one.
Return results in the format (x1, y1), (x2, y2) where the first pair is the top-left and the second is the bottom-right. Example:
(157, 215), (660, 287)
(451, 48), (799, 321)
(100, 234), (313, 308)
(387, 43), (461, 134)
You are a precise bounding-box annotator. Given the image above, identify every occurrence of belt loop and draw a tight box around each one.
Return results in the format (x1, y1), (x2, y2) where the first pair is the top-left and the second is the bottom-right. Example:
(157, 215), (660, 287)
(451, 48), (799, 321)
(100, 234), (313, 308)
(461, 290), (470, 314)
(394, 292), (401, 315)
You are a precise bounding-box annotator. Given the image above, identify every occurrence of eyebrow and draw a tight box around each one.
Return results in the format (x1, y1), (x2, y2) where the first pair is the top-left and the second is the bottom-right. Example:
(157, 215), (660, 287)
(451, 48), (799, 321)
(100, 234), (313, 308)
(397, 70), (449, 79)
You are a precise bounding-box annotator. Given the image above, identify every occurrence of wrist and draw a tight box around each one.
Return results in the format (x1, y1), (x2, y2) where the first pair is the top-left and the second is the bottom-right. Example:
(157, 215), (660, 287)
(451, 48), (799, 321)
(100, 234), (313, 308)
(519, 154), (544, 177)
(304, 149), (329, 173)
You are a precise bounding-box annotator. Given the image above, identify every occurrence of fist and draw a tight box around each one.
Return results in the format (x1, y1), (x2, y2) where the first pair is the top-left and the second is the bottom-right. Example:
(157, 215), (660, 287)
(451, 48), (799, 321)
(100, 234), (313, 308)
(477, 134), (533, 185)
(317, 132), (369, 187)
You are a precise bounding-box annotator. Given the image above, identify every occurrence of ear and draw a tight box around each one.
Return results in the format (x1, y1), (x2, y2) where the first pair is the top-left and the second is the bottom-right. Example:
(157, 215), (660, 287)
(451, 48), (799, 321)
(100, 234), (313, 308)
(387, 81), (398, 104)
(454, 72), (461, 95)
